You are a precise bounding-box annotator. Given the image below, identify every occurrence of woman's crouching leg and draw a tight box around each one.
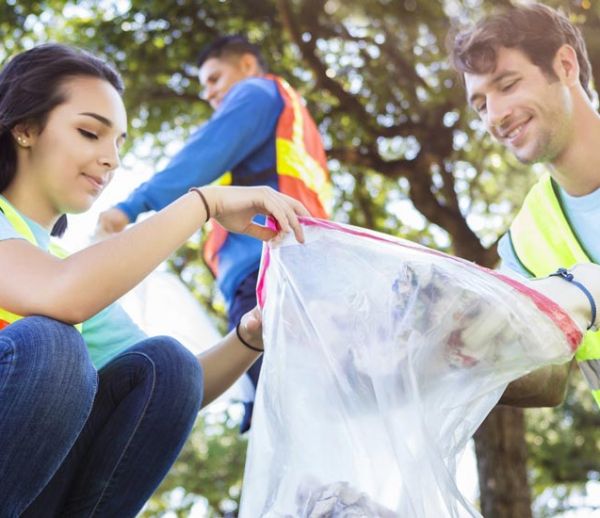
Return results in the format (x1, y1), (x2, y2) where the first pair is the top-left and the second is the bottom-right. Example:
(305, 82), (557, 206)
(0, 316), (97, 516)
(59, 335), (203, 517)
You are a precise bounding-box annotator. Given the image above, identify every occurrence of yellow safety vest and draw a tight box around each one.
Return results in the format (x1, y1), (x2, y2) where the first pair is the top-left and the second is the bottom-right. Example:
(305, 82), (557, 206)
(509, 173), (600, 407)
(0, 196), (82, 332)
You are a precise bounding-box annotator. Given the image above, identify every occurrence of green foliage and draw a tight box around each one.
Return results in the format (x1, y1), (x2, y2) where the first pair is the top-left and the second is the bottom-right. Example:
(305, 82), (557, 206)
(527, 372), (600, 517)
(140, 408), (248, 517)
(3, 0), (600, 515)
(0, 0), (533, 259)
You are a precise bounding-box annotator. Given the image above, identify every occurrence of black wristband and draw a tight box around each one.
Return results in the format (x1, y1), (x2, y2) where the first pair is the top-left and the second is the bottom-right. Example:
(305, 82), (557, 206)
(550, 267), (598, 331)
(189, 187), (211, 220)
(236, 322), (264, 353)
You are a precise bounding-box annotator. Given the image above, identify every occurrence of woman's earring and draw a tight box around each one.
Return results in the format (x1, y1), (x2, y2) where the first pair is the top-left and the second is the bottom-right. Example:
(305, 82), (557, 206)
(17, 137), (27, 147)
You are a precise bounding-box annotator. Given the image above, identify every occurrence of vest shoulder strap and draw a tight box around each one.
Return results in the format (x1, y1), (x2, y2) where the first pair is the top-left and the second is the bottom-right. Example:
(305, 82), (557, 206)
(0, 198), (81, 331)
(0, 197), (38, 245)
(510, 173), (591, 277)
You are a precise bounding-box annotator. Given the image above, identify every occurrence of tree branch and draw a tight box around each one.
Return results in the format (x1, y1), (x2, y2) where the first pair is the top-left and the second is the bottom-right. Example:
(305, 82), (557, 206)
(328, 146), (414, 175)
(275, 0), (422, 139)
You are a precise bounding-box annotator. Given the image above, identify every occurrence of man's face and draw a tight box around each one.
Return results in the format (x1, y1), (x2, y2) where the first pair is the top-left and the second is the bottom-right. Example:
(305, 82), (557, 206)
(464, 46), (573, 165)
(199, 56), (252, 110)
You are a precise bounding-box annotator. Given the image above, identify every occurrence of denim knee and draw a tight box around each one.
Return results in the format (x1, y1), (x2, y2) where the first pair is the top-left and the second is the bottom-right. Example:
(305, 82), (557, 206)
(129, 336), (204, 410)
(0, 316), (97, 413)
(0, 317), (97, 515)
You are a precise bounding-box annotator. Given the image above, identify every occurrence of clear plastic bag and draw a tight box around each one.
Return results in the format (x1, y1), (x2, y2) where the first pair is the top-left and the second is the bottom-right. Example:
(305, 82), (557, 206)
(240, 219), (580, 518)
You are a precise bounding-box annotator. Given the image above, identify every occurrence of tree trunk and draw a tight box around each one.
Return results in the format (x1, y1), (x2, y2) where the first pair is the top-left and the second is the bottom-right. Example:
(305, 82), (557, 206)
(474, 407), (532, 518)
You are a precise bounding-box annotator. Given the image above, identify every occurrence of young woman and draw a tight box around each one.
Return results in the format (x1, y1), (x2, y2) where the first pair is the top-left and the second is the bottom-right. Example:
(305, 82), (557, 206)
(0, 43), (307, 517)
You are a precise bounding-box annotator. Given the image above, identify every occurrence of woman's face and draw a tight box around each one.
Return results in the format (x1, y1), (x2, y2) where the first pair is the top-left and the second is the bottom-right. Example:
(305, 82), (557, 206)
(20, 75), (127, 217)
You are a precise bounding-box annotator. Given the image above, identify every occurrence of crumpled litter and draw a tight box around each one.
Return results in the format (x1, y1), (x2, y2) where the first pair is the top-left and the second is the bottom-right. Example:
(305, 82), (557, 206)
(296, 480), (396, 517)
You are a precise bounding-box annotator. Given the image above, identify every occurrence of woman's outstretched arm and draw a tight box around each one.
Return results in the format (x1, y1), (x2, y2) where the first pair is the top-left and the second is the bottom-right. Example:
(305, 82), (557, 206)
(0, 186), (307, 323)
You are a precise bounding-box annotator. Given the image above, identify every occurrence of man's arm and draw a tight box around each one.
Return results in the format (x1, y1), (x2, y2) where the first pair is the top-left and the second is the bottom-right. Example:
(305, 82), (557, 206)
(495, 234), (579, 408)
(499, 359), (574, 407)
(98, 79), (282, 232)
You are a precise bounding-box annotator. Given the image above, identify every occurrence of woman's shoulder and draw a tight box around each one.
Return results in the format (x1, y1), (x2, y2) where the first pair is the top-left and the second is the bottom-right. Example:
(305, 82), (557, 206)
(0, 209), (25, 242)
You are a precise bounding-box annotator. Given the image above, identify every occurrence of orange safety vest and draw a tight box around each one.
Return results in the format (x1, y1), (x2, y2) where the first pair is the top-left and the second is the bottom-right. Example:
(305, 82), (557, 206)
(203, 74), (332, 276)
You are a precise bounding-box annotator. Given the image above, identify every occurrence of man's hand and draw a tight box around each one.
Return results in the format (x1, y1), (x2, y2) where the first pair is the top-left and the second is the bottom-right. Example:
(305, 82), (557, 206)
(499, 360), (574, 407)
(96, 207), (130, 238)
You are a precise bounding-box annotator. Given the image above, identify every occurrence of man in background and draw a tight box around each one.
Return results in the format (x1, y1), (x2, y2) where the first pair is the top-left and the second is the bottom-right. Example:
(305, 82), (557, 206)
(98, 35), (332, 430)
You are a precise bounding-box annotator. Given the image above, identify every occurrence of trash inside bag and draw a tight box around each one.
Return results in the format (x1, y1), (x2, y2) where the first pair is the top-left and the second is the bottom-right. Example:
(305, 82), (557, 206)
(240, 218), (580, 518)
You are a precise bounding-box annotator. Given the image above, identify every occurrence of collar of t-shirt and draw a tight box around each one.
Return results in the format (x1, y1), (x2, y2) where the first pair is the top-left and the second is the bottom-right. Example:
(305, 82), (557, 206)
(558, 183), (600, 213)
(0, 194), (51, 250)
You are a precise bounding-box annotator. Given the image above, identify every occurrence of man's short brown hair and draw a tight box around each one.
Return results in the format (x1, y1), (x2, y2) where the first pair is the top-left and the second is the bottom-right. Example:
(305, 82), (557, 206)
(448, 3), (593, 99)
(197, 35), (268, 73)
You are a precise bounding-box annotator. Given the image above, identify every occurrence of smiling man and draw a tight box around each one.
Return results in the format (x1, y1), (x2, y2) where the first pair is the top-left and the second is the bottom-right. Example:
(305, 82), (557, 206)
(97, 35), (331, 431)
(449, 3), (600, 409)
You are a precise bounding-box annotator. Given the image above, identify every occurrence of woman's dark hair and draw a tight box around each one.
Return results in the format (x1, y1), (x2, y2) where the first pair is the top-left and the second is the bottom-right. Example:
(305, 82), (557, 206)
(0, 43), (124, 236)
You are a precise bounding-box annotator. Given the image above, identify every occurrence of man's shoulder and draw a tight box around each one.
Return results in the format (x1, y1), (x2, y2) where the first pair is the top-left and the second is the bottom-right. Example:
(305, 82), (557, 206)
(216, 77), (284, 121)
(227, 77), (281, 104)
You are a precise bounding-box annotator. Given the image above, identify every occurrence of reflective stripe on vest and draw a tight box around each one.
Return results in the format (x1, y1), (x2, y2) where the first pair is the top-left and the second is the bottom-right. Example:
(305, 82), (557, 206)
(203, 75), (333, 275)
(509, 173), (600, 407)
(0, 197), (82, 332)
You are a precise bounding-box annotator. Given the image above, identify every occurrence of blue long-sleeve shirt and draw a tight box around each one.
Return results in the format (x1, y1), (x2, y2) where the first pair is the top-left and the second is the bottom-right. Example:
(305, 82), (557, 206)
(118, 77), (284, 305)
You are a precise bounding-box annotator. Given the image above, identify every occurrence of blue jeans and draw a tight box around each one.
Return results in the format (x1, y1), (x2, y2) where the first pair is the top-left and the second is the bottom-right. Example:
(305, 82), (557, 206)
(0, 316), (203, 517)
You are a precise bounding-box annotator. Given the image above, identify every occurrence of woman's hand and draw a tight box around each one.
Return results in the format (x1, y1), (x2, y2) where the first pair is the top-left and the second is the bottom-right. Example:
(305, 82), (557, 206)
(197, 305), (265, 407)
(238, 306), (264, 351)
(201, 185), (310, 243)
